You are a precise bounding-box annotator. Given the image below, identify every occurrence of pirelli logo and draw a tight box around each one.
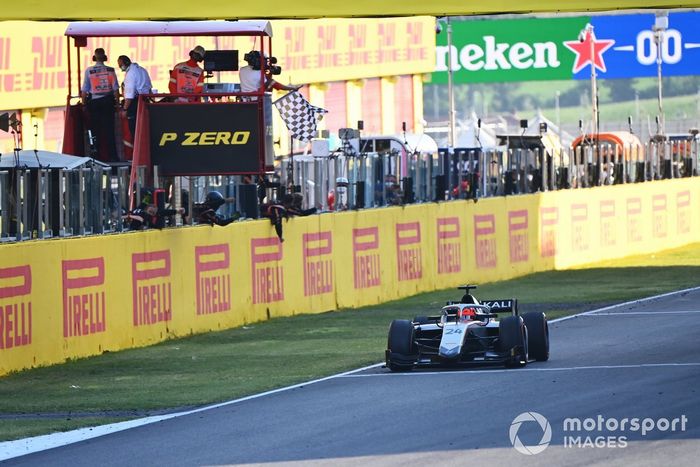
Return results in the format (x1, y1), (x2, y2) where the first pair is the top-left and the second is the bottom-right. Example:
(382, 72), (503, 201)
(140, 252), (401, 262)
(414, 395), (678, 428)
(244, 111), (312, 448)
(677, 191), (691, 235)
(132, 250), (172, 327)
(0, 265), (32, 350)
(599, 200), (617, 247)
(62, 258), (106, 338)
(570, 204), (589, 251)
(437, 217), (461, 274)
(158, 131), (251, 147)
(195, 244), (231, 315)
(251, 237), (284, 304)
(626, 197), (642, 242)
(540, 207), (558, 258)
(303, 232), (333, 297)
(652, 194), (668, 238)
(508, 210), (528, 263)
(353, 227), (380, 289)
(396, 222), (422, 281)
(474, 214), (497, 269)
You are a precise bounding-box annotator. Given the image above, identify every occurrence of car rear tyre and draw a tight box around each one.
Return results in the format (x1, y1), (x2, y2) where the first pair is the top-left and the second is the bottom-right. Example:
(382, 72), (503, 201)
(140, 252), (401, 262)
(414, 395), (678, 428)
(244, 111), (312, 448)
(522, 312), (549, 361)
(387, 319), (416, 372)
(498, 316), (527, 368)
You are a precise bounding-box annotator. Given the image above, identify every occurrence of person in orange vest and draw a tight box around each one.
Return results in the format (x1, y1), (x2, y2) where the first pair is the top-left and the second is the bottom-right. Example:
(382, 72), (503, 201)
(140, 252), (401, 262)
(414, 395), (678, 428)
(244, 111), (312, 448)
(169, 45), (206, 101)
(81, 48), (119, 162)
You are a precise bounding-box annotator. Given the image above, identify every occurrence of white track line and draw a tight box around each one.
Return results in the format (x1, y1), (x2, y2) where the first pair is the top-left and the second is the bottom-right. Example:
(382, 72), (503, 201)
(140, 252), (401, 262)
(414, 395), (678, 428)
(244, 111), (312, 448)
(3, 285), (700, 461)
(341, 362), (700, 378)
(549, 285), (700, 323)
(0, 363), (382, 461)
(586, 310), (700, 316)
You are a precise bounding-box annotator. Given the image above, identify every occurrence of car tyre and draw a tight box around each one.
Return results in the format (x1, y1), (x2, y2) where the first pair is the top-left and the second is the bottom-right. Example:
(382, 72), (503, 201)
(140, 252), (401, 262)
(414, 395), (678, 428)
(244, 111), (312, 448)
(387, 319), (416, 372)
(498, 315), (527, 368)
(522, 312), (549, 361)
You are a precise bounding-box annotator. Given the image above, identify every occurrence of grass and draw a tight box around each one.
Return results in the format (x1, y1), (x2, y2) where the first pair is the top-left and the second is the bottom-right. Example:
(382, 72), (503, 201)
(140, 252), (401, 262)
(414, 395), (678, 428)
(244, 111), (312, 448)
(1, 242), (700, 441)
(540, 94), (699, 130)
(455, 78), (700, 132)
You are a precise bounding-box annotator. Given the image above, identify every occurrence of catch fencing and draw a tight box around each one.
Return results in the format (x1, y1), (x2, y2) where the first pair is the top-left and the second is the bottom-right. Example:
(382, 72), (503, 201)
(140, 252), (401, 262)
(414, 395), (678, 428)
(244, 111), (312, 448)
(0, 139), (698, 242)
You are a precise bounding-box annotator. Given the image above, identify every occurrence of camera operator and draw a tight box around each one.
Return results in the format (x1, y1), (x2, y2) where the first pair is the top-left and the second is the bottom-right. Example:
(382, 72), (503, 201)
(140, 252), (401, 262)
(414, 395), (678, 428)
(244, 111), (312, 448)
(239, 51), (300, 97)
(260, 193), (316, 243)
(123, 188), (184, 230)
(124, 204), (185, 230)
(192, 191), (240, 226)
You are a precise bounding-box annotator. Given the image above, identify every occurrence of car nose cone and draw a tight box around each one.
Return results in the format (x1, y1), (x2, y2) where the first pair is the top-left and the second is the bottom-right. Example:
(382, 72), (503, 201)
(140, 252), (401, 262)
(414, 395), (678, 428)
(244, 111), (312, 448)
(439, 345), (460, 359)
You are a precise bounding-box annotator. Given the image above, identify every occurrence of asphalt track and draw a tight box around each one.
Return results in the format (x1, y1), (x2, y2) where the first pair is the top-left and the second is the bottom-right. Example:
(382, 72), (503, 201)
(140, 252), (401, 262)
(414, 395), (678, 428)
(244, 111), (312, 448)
(3, 288), (700, 466)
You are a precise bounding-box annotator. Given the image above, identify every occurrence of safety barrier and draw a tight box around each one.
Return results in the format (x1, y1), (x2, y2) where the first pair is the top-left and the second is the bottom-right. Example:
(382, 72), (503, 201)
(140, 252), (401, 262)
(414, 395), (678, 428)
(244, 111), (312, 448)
(1, 177), (698, 375)
(2, 138), (698, 242)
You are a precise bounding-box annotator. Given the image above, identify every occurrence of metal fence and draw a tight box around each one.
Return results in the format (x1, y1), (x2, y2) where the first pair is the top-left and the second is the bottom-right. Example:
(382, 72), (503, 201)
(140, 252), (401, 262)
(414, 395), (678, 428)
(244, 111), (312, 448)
(0, 166), (133, 242)
(1, 139), (698, 242)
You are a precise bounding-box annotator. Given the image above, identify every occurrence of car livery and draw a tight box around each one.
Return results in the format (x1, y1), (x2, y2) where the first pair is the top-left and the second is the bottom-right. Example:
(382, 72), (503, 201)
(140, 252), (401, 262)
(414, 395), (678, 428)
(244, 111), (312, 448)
(385, 285), (549, 371)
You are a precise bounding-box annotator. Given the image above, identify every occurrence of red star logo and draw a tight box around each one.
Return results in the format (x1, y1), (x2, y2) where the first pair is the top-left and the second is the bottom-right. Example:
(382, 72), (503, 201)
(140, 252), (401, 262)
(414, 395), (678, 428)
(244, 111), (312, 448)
(564, 29), (615, 74)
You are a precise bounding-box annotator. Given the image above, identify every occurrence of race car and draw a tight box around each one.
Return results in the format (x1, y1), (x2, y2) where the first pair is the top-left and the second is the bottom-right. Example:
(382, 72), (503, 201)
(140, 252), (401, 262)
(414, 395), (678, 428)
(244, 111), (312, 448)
(385, 285), (549, 371)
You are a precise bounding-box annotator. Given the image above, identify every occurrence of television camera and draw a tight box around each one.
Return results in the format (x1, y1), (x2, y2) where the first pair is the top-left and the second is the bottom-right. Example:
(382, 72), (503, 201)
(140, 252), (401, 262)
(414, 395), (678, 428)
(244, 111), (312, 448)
(244, 50), (281, 75)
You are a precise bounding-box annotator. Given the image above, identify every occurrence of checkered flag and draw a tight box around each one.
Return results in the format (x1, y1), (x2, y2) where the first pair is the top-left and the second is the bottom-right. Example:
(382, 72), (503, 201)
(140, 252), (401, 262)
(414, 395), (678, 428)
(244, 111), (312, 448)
(273, 91), (328, 142)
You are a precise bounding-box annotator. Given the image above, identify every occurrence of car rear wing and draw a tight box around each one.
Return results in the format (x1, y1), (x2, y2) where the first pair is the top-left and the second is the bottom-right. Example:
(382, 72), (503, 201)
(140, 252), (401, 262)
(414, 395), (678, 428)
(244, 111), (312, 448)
(480, 299), (518, 316)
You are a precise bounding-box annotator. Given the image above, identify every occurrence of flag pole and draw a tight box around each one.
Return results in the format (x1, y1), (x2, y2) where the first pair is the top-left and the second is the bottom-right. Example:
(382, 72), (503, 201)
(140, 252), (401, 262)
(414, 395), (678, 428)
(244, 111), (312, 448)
(288, 125), (294, 194)
(287, 84), (295, 195)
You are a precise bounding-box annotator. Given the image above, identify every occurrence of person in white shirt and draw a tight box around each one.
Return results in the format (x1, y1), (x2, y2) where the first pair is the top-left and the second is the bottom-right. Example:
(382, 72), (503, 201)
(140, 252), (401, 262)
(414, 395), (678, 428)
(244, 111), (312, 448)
(239, 51), (300, 98)
(117, 55), (153, 139)
(81, 48), (119, 162)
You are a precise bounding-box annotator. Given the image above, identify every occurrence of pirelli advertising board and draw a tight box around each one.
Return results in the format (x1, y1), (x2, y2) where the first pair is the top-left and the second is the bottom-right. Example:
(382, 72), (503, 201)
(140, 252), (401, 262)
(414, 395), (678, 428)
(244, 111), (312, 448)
(0, 17), (435, 111)
(149, 102), (261, 175)
(4, 178), (699, 376)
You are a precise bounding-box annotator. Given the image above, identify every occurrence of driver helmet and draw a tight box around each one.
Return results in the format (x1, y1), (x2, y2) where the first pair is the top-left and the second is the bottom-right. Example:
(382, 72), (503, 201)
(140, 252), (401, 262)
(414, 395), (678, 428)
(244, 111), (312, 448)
(459, 307), (478, 322)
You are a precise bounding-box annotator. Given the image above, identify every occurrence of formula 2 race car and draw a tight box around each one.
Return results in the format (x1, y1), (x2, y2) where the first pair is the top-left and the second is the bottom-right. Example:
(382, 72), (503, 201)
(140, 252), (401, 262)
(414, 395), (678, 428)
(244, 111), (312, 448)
(385, 285), (549, 371)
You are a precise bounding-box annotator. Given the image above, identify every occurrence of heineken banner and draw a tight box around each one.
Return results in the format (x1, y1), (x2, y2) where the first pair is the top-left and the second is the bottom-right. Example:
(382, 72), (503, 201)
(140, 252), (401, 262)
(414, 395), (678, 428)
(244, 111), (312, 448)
(432, 11), (700, 83)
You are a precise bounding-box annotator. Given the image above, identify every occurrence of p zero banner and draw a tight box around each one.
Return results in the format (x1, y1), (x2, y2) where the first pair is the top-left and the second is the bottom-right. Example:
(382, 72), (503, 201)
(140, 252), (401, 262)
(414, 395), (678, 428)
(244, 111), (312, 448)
(149, 103), (261, 175)
(2, 178), (699, 375)
(432, 11), (700, 83)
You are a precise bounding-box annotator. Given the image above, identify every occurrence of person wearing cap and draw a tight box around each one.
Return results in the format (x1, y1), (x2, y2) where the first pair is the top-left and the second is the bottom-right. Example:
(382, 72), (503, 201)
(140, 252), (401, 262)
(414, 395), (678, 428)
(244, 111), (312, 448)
(81, 47), (119, 162)
(239, 50), (301, 99)
(169, 45), (206, 101)
(117, 55), (152, 140)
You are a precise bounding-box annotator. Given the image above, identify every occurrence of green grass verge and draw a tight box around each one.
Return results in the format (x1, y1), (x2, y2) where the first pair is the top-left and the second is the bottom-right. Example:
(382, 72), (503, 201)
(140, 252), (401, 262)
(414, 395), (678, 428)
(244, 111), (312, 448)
(539, 93), (699, 130)
(2, 243), (700, 441)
